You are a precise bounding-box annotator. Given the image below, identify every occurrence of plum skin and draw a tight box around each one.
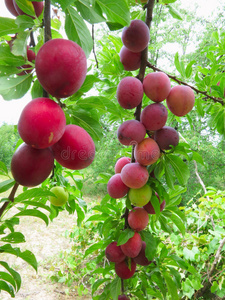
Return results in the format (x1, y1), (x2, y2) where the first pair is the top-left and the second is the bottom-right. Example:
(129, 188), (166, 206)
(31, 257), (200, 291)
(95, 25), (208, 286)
(134, 138), (160, 166)
(121, 232), (142, 258)
(133, 241), (152, 266)
(117, 120), (146, 146)
(154, 126), (179, 150)
(143, 72), (171, 102)
(11, 143), (54, 187)
(166, 85), (195, 117)
(51, 124), (95, 170)
(105, 241), (126, 263)
(35, 39), (87, 98)
(4, 0), (19, 16)
(18, 97), (66, 149)
(140, 103), (168, 131)
(107, 174), (129, 199)
(117, 76), (143, 109)
(121, 162), (149, 189)
(122, 19), (150, 53)
(114, 157), (131, 173)
(119, 46), (141, 71)
(13, 0), (44, 18)
(115, 259), (136, 280)
(128, 207), (149, 231)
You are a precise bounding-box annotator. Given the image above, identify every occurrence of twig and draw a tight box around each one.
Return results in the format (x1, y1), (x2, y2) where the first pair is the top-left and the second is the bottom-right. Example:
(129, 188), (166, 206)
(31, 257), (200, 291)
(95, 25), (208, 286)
(146, 61), (224, 105)
(0, 182), (19, 218)
(194, 237), (225, 298)
(92, 25), (99, 68)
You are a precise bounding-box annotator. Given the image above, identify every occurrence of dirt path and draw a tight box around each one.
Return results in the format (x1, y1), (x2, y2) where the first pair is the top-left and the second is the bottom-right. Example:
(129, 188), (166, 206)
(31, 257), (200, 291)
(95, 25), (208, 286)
(1, 209), (92, 300)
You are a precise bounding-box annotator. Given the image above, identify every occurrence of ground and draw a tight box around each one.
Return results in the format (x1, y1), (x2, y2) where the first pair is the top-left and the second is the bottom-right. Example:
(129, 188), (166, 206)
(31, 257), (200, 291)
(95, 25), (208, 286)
(1, 208), (92, 300)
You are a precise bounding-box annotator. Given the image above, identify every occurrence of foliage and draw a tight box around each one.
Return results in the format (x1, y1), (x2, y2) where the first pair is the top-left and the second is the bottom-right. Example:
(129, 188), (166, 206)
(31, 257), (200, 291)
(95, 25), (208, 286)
(0, 0), (224, 299)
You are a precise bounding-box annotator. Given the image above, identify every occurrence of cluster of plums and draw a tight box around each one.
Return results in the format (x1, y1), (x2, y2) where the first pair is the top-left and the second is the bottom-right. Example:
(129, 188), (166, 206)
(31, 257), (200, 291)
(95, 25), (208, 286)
(106, 18), (195, 299)
(8, 3), (95, 188)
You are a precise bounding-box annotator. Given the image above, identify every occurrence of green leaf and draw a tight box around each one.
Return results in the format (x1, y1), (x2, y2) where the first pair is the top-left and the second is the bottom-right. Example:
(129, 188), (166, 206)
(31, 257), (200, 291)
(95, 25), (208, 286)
(0, 18), (20, 37)
(117, 228), (135, 246)
(14, 0), (35, 17)
(110, 277), (121, 300)
(1, 232), (26, 244)
(76, 0), (106, 24)
(166, 155), (190, 186)
(0, 244), (37, 271)
(15, 15), (35, 30)
(0, 45), (25, 66)
(84, 241), (103, 257)
(0, 271), (17, 290)
(0, 161), (8, 176)
(13, 209), (49, 226)
(167, 5), (183, 20)
(0, 280), (15, 297)
(15, 188), (55, 202)
(185, 60), (195, 78)
(163, 271), (179, 300)
(31, 79), (43, 98)
(195, 97), (204, 117)
(75, 203), (85, 227)
(164, 161), (174, 189)
(65, 6), (93, 57)
(174, 52), (185, 77)
(0, 261), (21, 291)
(0, 179), (15, 194)
(11, 31), (30, 57)
(141, 231), (158, 261)
(96, 0), (130, 27)
(86, 213), (108, 222)
(0, 74), (32, 100)
(163, 210), (186, 235)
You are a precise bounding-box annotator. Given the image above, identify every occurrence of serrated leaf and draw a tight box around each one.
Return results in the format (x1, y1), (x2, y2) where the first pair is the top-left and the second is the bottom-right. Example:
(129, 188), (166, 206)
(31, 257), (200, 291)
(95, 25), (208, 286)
(11, 31), (30, 57)
(31, 79), (43, 98)
(1, 232), (25, 244)
(65, 6), (93, 57)
(75, 203), (85, 227)
(86, 213), (108, 222)
(15, 15), (35, 30)
(0, 74), (32, 100)
(0, 18), (20, 36)
(185, 60), (195, 78)
(0, 244), (37, 271)
(195, 97), (204, 117)
(0, 45), (25, 66)
(164, 161), (174, 189)
(0, 261), (21, 291)
(174, 52), (185, 77)
(117, 228), (134, 246)
(96, 0), (130, 27)
(13, 209), (49, 226)
(163, 210), (186, 235)
(0, 179), (15, 194)
(110, 277), (121, 300)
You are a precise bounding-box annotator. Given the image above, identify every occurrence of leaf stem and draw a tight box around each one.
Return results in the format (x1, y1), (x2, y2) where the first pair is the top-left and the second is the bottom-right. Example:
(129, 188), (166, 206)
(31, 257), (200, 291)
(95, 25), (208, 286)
(0, 182), (19, 218)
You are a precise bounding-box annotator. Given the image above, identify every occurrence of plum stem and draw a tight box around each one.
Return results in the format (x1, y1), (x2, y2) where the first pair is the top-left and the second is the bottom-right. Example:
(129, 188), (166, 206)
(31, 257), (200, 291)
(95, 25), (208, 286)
(0, 182), (19, 218)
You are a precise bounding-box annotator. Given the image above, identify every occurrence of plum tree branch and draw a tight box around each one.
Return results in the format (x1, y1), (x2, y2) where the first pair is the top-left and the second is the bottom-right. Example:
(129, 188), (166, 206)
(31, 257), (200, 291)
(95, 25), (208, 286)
(146, 61), (224, 105)
(43, 0), (52, 98)
(92, 25), (99, 68)
(0, 182), (19, 218)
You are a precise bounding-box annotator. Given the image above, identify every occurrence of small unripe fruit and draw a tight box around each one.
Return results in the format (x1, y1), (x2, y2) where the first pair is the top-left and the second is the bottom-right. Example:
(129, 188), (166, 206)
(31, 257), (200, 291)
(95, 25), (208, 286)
(49, 186), (69, 206)
(128, 184), (152, 207)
